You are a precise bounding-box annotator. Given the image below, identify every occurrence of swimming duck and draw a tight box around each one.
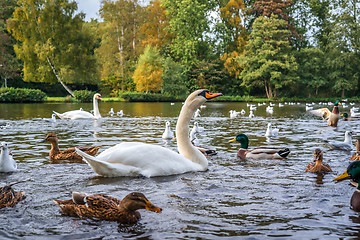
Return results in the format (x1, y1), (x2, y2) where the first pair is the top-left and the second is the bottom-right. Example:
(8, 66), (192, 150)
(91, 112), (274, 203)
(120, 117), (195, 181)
(305, 148), (332, 173)
(162, 121), (174, 140)
(324, 131), (354, 151)
(334, 161), (360, 212)
(341, 113), (359, 121)
(53, 93), (103, 120)
(0, 182), (25, 209)
(54, 192), (161, 223)
(75, 89), (222, 177)
(265, 123), (279, 138)
(229, 133), (290, 159)
(0, 142), (17, 172)
(309, 100), (341, 126)
(41, 133), (101, 162)
(350, 139), (360, 161)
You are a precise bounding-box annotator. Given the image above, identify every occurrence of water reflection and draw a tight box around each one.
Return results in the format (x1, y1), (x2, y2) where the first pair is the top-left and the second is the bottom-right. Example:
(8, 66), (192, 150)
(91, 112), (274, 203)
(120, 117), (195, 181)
(0, 101), (360, 238)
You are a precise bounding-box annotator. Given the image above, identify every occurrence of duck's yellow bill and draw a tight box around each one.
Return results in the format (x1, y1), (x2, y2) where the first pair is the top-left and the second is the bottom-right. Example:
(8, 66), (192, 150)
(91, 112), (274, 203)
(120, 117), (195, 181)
(145, 200), (162, 213)
(333, 170), (350, 182)
(228, 138), (236, 143)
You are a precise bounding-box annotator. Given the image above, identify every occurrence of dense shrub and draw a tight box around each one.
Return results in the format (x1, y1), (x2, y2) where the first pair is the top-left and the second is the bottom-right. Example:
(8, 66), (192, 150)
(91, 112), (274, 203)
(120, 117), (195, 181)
(73, 90), (95, 102)
(0, 87), (47, 102)
(114, 91), (185, 102)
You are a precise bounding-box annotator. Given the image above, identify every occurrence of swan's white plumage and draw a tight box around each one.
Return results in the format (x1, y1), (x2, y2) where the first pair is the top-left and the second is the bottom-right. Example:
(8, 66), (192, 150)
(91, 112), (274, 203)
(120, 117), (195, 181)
(54, 93), (102, 120)
(0, 142), (17, 172)
(76, 89), (222, 177)
(265, 123), (278, 137)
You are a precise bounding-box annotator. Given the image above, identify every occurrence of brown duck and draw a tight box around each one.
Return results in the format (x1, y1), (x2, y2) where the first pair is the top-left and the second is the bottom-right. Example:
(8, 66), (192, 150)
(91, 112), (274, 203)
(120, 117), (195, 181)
(54, 192), (162, 223)
(41, 133), (101, 163)
(305, 148), (333, 173)
(350, 139), (360, 161)
(0, 182), (25, 209)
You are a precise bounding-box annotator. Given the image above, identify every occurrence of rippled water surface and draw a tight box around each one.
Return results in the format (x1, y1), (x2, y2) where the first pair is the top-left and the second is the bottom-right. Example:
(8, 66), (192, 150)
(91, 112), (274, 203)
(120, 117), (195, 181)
(0, 101), (360, 239)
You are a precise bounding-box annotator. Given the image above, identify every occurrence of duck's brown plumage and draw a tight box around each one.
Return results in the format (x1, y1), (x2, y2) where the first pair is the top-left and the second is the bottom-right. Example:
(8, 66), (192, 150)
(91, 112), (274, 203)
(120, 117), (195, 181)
(351, 139), (360, 161)
(328, 103), (341, 127)
(42, 133), (101, 162)
(0, 182), (25, 209)
(54, 192), (162, 223)
(305, 148), (333, 173)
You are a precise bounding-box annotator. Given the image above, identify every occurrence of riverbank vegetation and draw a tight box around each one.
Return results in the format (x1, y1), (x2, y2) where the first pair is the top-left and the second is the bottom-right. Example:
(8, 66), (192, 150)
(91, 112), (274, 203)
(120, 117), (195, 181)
(1, 0), (360, 100)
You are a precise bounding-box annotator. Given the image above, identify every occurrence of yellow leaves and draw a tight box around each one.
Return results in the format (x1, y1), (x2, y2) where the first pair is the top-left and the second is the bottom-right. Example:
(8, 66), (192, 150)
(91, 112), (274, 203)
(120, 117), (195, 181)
(221, 51), (243, 78)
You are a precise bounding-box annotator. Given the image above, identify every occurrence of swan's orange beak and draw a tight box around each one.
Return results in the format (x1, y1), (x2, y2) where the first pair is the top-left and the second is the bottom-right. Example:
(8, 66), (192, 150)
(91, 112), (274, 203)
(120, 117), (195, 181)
(205, 92), (222, 100)
(145, 200), (162, 213)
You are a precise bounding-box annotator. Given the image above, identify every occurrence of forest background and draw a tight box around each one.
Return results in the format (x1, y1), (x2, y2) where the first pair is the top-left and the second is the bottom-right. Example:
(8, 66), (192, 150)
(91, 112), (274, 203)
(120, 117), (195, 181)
(1, 0), (360, 100)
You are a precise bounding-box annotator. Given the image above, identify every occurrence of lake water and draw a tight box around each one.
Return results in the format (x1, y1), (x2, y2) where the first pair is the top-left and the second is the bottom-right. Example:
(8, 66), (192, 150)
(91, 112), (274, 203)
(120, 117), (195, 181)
(0, 101), (359, 239)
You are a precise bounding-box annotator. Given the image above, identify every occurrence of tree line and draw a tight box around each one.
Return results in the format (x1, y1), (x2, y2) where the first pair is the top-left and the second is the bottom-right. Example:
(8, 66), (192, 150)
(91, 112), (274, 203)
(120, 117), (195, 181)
(1, 0), (359, 99)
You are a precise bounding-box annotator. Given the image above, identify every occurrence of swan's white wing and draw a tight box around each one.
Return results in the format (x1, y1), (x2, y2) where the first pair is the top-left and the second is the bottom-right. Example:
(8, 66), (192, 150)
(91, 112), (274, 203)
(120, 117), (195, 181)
(309, 108), (331, 119)
(53, 110), (94, 119)
(77, 142), (204, 177)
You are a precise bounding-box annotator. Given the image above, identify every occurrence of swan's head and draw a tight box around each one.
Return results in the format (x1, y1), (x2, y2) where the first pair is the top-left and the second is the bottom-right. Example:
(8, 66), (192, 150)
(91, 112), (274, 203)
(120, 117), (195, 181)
(94, 93), (103, 101)
(41, 133), (58, 143)
(229, 133), (249, 149)
(185, 90), (222, 106)
(313, 148), (323, 161)
(121, 192), (162, 213)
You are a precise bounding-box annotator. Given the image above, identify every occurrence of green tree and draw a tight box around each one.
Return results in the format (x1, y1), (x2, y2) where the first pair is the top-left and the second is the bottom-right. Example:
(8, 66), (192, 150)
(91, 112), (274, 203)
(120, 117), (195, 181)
(161, 57), (188, 96)
(7, 0), (98, 96)
(162, 0), (216, 65)
(133, 46), (163, 93)
(97, 0), (145, 91)
(296, 47), (327, 97)
(238, 15), (298, 98)
(0, 0), (21, 87)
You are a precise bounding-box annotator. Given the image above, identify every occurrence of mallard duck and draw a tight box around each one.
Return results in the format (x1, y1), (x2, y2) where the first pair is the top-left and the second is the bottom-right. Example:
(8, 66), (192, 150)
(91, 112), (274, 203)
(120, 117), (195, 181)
(324, 131), (354, 151)
(75, 90), (222, 177)
(53, 93), (103, 120)
(54, 192), (161, 223)
(229, 133), (290, 159)
(333, 161), (360, 212)
(0, 142), (17, 172)
(0, 182), (25, 209)
(265, 123), (279, 138)
(162, 121), (174, 140)
(305, 148), (332, 173)
(350, 138), (360, 161)
(309, 100), (341, 126)
(341, 113), (359, 121)
(41, 133), (101, 162)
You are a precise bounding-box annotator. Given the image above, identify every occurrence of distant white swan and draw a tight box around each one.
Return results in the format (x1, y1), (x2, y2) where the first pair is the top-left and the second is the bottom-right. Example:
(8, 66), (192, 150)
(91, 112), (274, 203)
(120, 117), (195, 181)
(54, 93), (102, 120)
(265, 123), (279, 138)
(75, 89), (222, 177)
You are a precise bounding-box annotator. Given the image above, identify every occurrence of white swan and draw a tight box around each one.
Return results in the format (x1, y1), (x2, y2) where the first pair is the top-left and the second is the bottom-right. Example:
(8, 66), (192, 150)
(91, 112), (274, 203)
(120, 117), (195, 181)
(194, 109), (201, 118)
(53, 93), (102, 120)
(162, 121), (174, 139)
(249, 110), (254, 118)
(265, 123), (279, 138)
(0, 142), (17, 172)
(324, 131), (354, 151)
(108, 108), (115, 116)
(117, 110), (124, 117)
(75, 89), (222, 177)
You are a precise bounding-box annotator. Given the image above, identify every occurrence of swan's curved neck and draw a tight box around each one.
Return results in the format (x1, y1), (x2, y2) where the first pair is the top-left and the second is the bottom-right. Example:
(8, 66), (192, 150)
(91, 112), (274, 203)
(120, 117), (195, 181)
(93, 97), (101, 118)
(176, 100), (207, 169)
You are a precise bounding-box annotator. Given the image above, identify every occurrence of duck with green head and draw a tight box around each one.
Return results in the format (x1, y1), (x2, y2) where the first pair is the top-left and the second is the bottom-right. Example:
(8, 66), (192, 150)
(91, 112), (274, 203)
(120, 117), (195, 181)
(334, 161), (360, 212)
(309, 100), (341, 126)
(229, 133), (290, 159)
